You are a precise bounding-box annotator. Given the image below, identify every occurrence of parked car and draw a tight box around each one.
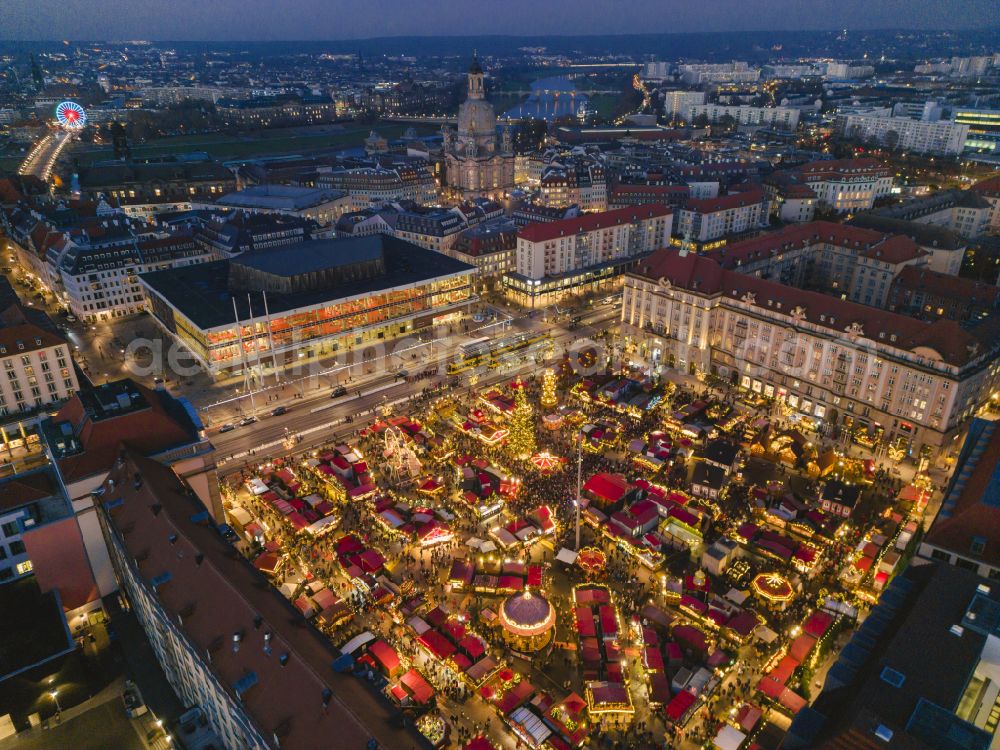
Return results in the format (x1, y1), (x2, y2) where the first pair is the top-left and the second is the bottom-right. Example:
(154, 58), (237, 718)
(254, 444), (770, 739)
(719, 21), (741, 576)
(218, 423), (236, 433)
(122, 680), (148, 718)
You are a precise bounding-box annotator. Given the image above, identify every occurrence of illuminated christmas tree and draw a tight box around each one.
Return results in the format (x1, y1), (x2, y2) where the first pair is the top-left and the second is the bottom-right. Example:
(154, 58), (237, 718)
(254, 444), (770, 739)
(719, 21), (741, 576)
(506, 385), (537, 458)
(540, 369), (558, 410)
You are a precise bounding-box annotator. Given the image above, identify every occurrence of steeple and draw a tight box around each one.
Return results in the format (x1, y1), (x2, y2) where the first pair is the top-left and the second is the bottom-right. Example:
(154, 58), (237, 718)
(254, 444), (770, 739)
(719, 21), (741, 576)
(467, 54), (485, 100)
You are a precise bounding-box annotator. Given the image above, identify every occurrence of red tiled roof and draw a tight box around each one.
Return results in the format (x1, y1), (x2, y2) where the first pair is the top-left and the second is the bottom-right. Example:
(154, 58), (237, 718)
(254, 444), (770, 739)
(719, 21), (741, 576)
(972, 175), (1000, 197)
(55, 383), (197, 483)
(517, 204), (671, 243)
(892, 265), (1000, 304)
(0, 470), (57, 512)
(682, 188), (767, 214)
(860, 235), (923, 263)
(101, 450), (422, 750)
(925, 423), (1000, 566)
(0, 323), (66, 357)
(634, 249), (985, 367)
(705, 220), (884, 269)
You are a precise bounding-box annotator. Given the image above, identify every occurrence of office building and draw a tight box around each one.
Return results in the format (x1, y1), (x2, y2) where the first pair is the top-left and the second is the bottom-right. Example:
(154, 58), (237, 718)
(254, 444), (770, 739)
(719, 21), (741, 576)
(622, 248), (1000, 458)
(835, 111), (970, 155)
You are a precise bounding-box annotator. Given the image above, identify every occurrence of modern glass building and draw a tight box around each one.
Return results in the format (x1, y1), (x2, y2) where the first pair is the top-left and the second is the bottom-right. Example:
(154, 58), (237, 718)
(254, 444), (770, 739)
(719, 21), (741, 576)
(140, 235), (475, 374)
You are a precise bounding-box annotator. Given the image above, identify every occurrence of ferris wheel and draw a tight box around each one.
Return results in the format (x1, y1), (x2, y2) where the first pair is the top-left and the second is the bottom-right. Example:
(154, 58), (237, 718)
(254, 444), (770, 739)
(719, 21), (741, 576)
(383, 426), (421, 480)
(55, 101), (87, 130)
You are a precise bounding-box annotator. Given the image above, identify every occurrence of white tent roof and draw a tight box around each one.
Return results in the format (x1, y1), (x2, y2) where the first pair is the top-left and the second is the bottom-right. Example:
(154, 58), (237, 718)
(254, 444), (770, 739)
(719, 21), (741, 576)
(556, 548), (578, 564)
(713, 725), (746, 750)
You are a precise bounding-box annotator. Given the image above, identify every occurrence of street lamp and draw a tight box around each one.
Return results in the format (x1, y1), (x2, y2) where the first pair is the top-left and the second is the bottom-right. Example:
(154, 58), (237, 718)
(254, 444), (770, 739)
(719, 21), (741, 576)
(49, 689), (61, 713)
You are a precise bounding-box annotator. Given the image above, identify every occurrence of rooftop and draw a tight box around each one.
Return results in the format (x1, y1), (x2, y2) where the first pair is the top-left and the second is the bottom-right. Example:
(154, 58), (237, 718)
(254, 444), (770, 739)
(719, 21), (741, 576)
(216, 185), (347, 212)
(0, 576), (74, 680)
(141, 235), (474, 330)
(232, 235), (384, 278)
(518, 204), (671, 243)
(925, 419), (1000, 568)
(633, 250), (990, 368)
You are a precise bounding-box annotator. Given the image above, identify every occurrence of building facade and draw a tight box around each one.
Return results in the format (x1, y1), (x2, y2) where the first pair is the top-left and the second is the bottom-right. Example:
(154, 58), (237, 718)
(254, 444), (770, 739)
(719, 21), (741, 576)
(796, 158), (893, 213)
(140, 235), (475, 374)
(622, 249), (1000, 458)
(442, 58), (515, 199)
(835, 112), (970, 155)
(505, 205), (672, 307)
(676, 189), (770, 242)
(686, 105), (800, 130)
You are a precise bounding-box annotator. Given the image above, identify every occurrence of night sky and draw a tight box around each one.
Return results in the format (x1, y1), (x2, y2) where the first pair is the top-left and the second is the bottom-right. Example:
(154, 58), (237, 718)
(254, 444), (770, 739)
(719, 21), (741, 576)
(3, 0), (997, 40)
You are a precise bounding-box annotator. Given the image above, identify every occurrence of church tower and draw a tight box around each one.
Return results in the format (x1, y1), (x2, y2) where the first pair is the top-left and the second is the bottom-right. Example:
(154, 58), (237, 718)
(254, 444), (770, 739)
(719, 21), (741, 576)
(468, 56), (485, 100)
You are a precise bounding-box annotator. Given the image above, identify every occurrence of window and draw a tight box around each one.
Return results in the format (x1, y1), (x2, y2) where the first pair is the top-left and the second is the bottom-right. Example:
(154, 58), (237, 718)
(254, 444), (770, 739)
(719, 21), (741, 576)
(0, 521), (18, 537)
(8, 540), (25, 556)
(972, 537), (987, 556)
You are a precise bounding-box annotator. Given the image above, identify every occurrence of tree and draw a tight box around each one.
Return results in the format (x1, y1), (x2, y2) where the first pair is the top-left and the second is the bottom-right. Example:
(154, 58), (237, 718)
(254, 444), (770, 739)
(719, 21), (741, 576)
(692, 113), (710, 129)
(506, 385), (537, 458)
(540, 369), (558, 411)
(883, 129), (900, 152)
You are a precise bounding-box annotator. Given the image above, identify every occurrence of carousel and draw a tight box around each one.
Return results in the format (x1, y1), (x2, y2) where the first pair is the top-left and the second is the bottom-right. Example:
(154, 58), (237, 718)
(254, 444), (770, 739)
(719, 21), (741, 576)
(498, 590), (556, 654)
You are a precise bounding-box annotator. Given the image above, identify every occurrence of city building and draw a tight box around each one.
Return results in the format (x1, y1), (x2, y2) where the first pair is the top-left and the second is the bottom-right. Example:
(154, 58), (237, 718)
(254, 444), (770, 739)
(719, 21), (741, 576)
(888, 266), (1000, 323)
(622, 248), (1000, 457)
(835, 111), (970, 155)
(194, 211), (317, 260)
(96, 449), (420, 750)
(0, 467), (75, 585)
(785, 561), (1000, 749)
(213, 185), (351, 226)
(869, 188), (991, 239)
(678, 63), (760, 86)
(662, 91), (707, 122)
(675, 189), (770, 242)
(919, 418), (1000, 578)
(216, 95), (337, 128)
(609, 184), (691, 210)
(442, 58), (515, 199)
(848, 214), (968, 276)
(511, 202), (581, 227)
(0, 306), (79, 415)
(951, 108), (1000, 153)
(794, 158), (893, 213)
(505, 204), (671, 307)
(822, 62), (875, 79)
(75, 157), (236, 204)
(761, 173), (817, 223)
(971, 175), (1000, 233)
(448, 219), (518, 288)
(316, 163), (438, 208)
(52, 230), (213, 322)
(539, 161), (607, 212)
(37, 379), (217, 614)
(686, 105), (800, 131)
(140, 234), (475, 374)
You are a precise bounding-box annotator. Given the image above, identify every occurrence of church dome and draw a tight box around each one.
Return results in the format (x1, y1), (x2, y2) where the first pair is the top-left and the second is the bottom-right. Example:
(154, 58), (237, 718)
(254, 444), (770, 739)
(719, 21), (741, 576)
(457, 98), (497, 138)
